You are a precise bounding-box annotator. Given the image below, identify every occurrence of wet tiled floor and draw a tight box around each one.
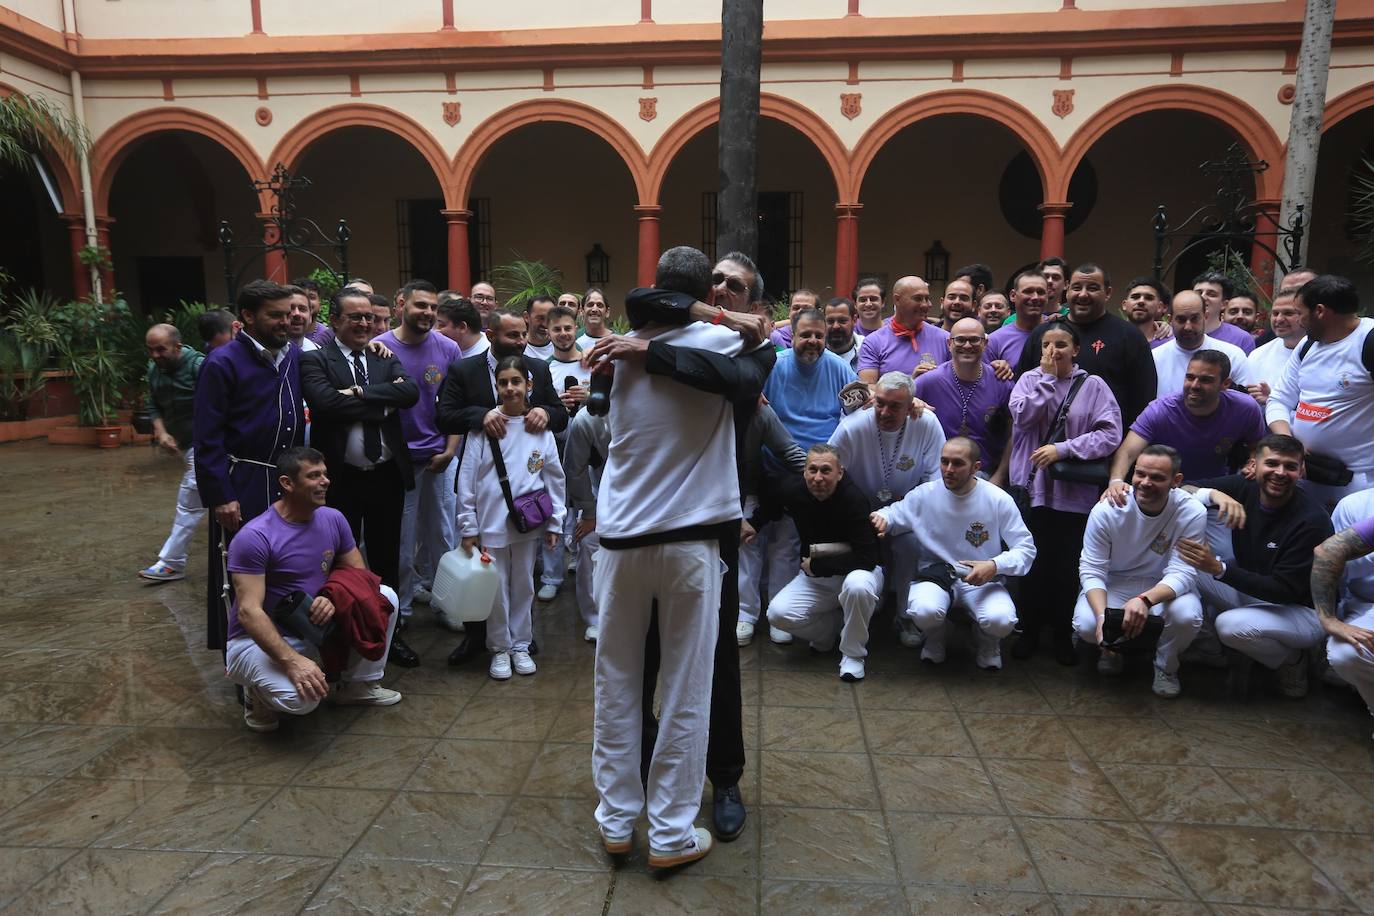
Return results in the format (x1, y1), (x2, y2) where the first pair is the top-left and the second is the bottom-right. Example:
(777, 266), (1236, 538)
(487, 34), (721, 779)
(2, 439), (1374, 914)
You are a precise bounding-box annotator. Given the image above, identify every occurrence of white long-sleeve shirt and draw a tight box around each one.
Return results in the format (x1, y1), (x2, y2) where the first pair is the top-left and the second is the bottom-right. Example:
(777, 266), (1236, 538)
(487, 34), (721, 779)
(457, 422), (566, 547)
(1079, 488), (1206, 598)
(1248, 336), (1299, 388)
(828, 407), (944, 505)
(1333, 488), (1374, 604)
(1264, 317), (1374, 473)
(877, 478), (1035, 577)
(1153, 335), (1252, 397)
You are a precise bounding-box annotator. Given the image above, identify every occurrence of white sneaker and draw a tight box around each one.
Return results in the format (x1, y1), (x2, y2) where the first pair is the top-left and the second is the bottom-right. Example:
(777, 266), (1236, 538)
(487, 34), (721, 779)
(512, 650), (537, 676)
(976, 645), (1003, 671)
(920, 638), (946, 665)
(1152, 667), (1182, 698)
(1277, 652), (1308, 698)
(412, 586), (433, 604)
(489, 651), (513, 680)
(332, 681), (403, 706)
(138, 561), (185, 582)
(769, 626), (794, 645)
(434, 608), (466, 633)
(648, 826), (714, 869)
(839, 656), (866, 682)
(898, 617), (925, 649)
(537, 584), (558, 601)
(736, 620), (755, 647)
(1097, 651), (1125, 676)
(583, 625), (599, 643)
(243, 686), (280, 732)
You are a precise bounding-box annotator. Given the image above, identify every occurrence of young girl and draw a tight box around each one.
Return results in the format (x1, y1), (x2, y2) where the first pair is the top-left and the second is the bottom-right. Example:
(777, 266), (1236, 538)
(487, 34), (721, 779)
(457, 356), (566, 680)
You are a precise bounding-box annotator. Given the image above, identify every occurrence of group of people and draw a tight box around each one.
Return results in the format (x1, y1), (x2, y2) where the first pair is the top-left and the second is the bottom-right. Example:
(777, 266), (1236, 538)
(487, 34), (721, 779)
(134, 241), (1374, 870)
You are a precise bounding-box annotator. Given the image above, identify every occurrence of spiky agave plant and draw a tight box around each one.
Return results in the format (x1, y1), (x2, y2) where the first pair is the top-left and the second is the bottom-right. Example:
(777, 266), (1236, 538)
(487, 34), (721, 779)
(490, 257), (563, 312)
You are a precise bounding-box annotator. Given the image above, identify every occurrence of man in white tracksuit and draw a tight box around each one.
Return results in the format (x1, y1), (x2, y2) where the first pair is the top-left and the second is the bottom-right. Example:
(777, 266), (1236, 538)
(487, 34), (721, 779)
(872, 437), (1034, 670)
(1312, 497), (1374, 732)
(1075, 444), (1207, 697)
(562, 407), (608, 642)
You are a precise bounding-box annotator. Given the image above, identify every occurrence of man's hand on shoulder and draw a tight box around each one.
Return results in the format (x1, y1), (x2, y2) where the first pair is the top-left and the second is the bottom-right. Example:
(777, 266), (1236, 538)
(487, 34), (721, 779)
(366, 339), (393, 360)
(583, 335), (649, 368)
(524, 407), (549, 433)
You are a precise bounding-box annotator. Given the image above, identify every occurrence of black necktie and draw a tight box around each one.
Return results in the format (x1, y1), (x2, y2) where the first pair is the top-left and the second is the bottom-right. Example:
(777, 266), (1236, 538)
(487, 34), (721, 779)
(352, 351), (382, 462)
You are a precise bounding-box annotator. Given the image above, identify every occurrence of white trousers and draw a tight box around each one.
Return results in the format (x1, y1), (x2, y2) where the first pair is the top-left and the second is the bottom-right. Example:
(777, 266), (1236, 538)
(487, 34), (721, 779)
(1301, 470), (1374, 516)
(225, 585), (398, 715)
(767, 567), (885, 659)
(399, 460), (455, 619)
(157, 447), (206, 570)
(486, 540), (538, 653)
(1327, 602), (1374, 714)
(592, 541), (721, 852)
(738, 498), (763, 625)
(1199, 576), (1324, 669)
(573, 522), (600, 627)
(908, 579), (1017, 653)
(540, 511), (576, 588)
(1071, 581), (1203, 675)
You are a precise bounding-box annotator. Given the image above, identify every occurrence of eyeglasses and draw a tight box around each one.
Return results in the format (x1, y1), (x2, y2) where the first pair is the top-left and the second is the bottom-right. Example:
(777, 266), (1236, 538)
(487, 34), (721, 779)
(471, 294), (497, 303)
(340, 312), (372, 324)
(711, 273), (749, 295)
(951, 336), (985, 346)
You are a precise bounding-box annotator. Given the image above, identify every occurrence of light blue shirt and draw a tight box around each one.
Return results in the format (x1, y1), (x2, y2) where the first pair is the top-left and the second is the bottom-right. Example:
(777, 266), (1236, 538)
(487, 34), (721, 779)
(763, 349), (858, 449)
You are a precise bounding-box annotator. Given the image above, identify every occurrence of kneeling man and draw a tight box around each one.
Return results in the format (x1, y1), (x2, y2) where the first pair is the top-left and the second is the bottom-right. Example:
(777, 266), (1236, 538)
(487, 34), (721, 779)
(1075, 445), (1206, 697)
(226, 447), (402, 732)
(872, 437), (1034, 670)
(746, 444), (883, 682)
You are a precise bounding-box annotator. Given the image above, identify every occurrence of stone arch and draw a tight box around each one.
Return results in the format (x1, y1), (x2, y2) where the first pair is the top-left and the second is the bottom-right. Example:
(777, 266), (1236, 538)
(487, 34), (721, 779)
(453, 98), (650, 207)
(92, 107), (265, 213)
(851, 89), (1060, 204)
(1059, 84), (1285, 200)
(1, 82), (87, 213)
(646, 93), (850, 203)
(270, 103), (453, 207)
(1323, 83), (1374, 132)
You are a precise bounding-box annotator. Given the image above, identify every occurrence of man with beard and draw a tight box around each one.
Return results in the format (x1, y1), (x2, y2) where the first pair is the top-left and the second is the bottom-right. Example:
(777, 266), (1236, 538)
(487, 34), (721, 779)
(285, 285), (320, 353)
(1040, 257), (1068, 313)
(194, 280), (305, 651)
(977, 292), (1010, 335)
(1224, 293), (1261, 337)
(1014, 264), (1158, 427)
(437, 308), (569, 665)
(859, 275), (947, 382)
(538, 305), (592, 602)
(1247, 290), (1304, 403)
(938, 277), (977, 333)
(1180, 434), (1333, 697)
(1192, 271), (1256, 354)
(823, 296), (864, 370)
(988, 270), (1047, 366)
(853, 277), (887, 336)
(576, 288), (611, 352)
(524, 294), (557, 360)
(914, 318), (1013, 477)
(764, 308), (857, 448)
(1152, 291), (1252, 397)
(374, 280), (462, 665)
(1121, 276), (1173, 348)
(138, 324), (207, 582)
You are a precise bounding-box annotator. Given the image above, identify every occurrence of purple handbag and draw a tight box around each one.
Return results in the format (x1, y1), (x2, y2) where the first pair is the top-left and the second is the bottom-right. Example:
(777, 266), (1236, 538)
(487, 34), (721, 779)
(487, 434), (554, 534)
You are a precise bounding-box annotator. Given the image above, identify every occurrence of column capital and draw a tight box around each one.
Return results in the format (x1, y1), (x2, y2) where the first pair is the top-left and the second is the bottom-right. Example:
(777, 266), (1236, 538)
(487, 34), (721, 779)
(93, 214), (116, 229)
(1037, 201), (1073, 218)
(634, 204), (663, 219)
(835, 202), (864, 217)
(440, 208), (472, 223)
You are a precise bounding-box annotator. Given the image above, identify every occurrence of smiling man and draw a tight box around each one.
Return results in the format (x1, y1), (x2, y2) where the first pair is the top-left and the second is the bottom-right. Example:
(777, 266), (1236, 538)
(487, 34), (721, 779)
(1121, 276), (1172, 348)
(763, 308), (858, 448)
(858, 275), (948, 383)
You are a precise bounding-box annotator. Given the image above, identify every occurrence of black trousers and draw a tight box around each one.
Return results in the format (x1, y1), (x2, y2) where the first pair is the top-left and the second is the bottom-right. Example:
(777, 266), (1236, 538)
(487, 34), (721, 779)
(328, 460), (405, 589)
(640, 525), (745, 790)
(1021, 506), (1089, 638)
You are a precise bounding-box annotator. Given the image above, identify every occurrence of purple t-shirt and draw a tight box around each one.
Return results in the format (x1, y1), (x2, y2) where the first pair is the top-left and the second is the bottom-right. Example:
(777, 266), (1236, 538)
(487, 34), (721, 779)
(374, 330), (461, 458)
(857, 319), (950, 376)
(912, 361), (1013, 463)
(1211, 321), (1256, 354)
(1130, 389), (1268, 480)
(770, 325), (793, 350)
(226, 505), (356, 641)
(307, 322), (333, 347)
(1354, 516), (1374, 550)
(987, 323), (1033, 366)
(1150, 336), (1170, 349)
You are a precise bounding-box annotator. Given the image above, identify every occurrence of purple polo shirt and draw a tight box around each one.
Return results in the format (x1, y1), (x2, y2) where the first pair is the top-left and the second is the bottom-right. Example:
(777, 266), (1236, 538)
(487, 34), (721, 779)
(374, 329), (461, 459)
(912, 361), (1014, 463)
(857, 318), (950, 376)
(1130, 389), (1268, 480)
(770, 325), (793, 350)
(1355, 516), (1374, 549)
(1211, 321), (1256, 354)
(987, 323), (1034, 366)
(226, 505), (355, 641)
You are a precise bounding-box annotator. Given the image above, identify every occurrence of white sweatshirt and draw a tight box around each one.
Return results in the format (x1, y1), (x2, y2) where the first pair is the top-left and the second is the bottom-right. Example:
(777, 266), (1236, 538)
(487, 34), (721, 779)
(1248, 336), (1298, 388)
(1333, 488), (1374, 603)
(877, 478), (1035, 577)
(829, 407), (945, 504)
(1153, 335), (1252, 396)
(457, 422), (567, 547)
(596, 322), (753, 539)
(1079, 488), (1206, 598)
(1265, 317), (1374, 473)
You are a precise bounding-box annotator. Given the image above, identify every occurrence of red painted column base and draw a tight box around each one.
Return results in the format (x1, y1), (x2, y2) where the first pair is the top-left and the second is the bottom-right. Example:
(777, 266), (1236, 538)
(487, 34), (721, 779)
(442, 209), (472, 293)
(635, 205), (662, 290)
(1038, 202), (1072, 261)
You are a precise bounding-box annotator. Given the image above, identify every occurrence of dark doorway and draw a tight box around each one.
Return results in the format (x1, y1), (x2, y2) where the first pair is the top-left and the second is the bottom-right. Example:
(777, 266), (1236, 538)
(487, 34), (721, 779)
(0, 170), (48, 295)
(702, 190), (802, 302)
(136, 256), (206, 315)
(401, 199), (446, 288)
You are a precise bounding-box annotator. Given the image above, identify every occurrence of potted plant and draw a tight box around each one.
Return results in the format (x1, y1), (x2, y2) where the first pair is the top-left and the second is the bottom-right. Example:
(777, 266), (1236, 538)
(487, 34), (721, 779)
(52, 297), (133, 447)
(0, 289), (59, 422)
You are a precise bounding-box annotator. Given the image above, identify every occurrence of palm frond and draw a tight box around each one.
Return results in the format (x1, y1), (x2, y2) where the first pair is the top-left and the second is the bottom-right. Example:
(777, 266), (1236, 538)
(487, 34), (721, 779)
(0, 93), (90, 173)
(490, 256), (563, 311)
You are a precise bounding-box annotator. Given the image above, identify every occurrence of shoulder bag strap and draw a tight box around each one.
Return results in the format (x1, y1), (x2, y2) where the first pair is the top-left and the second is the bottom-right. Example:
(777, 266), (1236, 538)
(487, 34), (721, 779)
(1045, 374), (1089, 447)
(486, 433), (519, 516)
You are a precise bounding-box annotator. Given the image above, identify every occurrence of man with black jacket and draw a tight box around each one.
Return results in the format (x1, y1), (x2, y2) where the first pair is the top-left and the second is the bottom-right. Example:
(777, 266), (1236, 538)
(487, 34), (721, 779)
(436, 308), (569, 665)
(1014, 263), (1157, 427)
(1179, 433), (1334, 697)
(745, 444), (882, 682)
(300, 293), (419, 595)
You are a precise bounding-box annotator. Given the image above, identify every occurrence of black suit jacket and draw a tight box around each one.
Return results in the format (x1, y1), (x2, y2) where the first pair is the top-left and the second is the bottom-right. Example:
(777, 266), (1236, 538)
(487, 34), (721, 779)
(301, 345), (420, 489)
(436, 352), (569, 436)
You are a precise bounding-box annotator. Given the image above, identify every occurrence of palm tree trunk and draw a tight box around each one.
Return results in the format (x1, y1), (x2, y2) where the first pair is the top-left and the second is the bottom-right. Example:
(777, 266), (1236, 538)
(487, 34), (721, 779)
(1277, 0), (1335, 279)
(716, 0), (763, 260)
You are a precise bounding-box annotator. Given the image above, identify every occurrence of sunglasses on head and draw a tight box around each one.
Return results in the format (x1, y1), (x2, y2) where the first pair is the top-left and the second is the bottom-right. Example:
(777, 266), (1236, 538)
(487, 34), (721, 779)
(711, 273), (749, 295)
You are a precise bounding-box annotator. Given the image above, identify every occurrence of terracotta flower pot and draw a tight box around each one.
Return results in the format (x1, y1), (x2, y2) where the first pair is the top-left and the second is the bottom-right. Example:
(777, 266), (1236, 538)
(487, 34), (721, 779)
(95, 425), (122, 448)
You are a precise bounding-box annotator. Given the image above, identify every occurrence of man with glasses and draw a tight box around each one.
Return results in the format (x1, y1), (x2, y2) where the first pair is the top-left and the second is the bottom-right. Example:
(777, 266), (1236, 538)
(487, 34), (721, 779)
(914, 318), (1014, 479)
(469, 282), (499, 319)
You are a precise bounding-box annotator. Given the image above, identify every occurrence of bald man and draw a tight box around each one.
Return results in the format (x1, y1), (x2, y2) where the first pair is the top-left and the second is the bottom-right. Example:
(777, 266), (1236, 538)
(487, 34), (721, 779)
(857, 275), (950, 383)
(138, 324), (209, 581)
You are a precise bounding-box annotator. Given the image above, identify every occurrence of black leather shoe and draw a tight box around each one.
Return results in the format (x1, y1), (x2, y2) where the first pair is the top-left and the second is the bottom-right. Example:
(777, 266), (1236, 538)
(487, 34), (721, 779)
(528, 638), (539, 656)
(388, 634), (420, 668)
(1011, 630), (1037, 660)
(712, 784), (747, 841)
(1053, 633), (1079, 666)
(446, 634), (483, 667)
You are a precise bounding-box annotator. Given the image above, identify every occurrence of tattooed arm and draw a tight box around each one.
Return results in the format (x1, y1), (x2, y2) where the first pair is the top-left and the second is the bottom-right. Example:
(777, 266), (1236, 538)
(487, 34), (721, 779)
(1312, 528), (1374, 654)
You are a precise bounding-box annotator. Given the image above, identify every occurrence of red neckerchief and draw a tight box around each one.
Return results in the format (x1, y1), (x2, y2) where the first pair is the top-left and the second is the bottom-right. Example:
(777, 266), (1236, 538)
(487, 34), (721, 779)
(889, 317), (924, 351)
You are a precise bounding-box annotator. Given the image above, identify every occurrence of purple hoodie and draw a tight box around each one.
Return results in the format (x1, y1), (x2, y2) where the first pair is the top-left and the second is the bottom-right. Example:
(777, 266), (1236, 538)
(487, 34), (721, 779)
(1008, 366), (1122, 515)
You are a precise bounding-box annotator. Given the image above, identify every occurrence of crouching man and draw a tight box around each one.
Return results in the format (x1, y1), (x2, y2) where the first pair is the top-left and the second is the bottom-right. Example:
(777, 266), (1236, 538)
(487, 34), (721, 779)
(226, 447), (403, 732)
(1075, 444), (1207, 697)
(872, 437), (1035, 671)
(745, 444), (883, 682)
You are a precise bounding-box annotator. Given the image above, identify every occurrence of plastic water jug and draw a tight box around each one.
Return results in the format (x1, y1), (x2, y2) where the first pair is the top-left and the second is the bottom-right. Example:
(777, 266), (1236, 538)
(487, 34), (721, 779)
(432, 548), (499, 623)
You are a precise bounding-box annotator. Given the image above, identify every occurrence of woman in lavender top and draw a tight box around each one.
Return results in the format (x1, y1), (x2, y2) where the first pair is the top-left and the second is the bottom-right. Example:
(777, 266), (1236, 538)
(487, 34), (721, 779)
(1008, 324), (1123, 665)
